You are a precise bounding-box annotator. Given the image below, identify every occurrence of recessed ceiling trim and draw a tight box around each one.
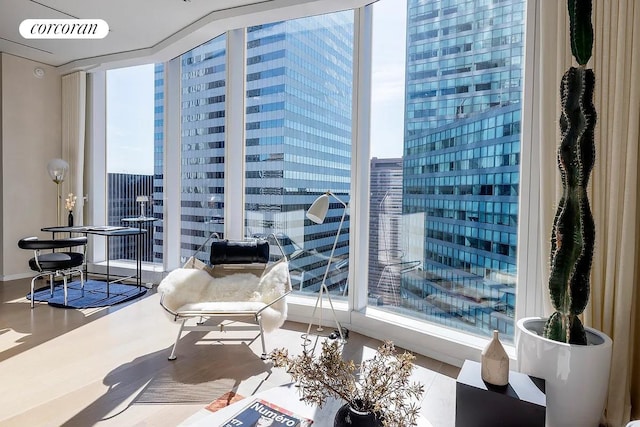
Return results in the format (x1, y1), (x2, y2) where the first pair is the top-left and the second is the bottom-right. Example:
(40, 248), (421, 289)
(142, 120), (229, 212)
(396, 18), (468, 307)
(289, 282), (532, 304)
(29, 0), (79, 18)
(0, 36), (54, 54)
(58, 0), (374, 73)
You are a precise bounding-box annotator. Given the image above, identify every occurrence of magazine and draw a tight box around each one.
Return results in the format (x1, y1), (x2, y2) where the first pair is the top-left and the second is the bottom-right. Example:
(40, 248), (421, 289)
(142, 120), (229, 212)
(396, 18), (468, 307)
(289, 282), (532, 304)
(221, 398), (313, 427)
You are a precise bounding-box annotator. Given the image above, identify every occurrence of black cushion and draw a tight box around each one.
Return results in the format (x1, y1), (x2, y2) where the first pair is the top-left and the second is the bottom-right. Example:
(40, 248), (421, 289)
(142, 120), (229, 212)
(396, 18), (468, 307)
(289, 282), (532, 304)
(209, 239), (269, 265)
(28, 252), (84, 272)
(18, 236), (87, 250)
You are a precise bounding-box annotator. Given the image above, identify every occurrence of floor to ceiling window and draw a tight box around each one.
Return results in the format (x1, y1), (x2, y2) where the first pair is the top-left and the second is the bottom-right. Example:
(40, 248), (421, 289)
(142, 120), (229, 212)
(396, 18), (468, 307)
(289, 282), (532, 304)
(98, 0), (536, 358)
(177, 34), (227, 264)
(367, 0), (524, 342)
(152, 63), (165, 262)
(243, 12), (354, 296)
(106, 64), (158, 264)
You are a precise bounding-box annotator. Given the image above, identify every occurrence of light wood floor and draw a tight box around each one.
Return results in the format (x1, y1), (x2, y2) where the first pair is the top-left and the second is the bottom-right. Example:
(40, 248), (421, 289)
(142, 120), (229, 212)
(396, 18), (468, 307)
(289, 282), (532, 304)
(0, 278), (459, 427)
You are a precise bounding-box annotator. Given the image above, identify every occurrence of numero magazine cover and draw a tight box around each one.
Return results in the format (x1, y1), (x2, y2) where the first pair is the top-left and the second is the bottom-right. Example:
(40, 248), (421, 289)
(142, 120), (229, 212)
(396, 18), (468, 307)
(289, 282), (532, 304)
(222, 398), (313, 427)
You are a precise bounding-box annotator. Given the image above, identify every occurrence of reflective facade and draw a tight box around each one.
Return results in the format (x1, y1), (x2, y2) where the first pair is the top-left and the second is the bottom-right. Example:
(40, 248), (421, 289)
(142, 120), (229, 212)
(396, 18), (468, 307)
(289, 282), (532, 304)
(404, 0), (524, 133)
(107, 173), (154, 261)
(243, 14), (354, 293)
(108, 1), (526, 341)
(375, 0), (523, 339)
(153, 63), (165, 261)
(177, 35), (227, 261)
(159, 14), (354, 291)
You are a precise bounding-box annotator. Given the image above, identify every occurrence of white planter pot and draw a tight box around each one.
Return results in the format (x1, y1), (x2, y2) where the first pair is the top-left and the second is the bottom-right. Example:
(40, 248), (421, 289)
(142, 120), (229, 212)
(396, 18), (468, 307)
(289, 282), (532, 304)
(516, 317), (612, 427)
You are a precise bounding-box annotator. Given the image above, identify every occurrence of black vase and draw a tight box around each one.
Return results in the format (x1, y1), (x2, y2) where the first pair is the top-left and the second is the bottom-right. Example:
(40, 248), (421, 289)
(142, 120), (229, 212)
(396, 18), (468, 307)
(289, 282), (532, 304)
(334, 404), (382, 427)
(68, 211), (74, 227)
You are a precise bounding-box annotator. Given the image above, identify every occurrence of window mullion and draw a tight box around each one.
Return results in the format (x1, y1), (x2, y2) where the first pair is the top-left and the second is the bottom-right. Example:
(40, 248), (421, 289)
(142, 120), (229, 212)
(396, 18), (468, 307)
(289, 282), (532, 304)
(351, 5), (374, 312)
(164, 57), (183, 271)
(224, 29), (247, 240)
(86, 70), (108, 265)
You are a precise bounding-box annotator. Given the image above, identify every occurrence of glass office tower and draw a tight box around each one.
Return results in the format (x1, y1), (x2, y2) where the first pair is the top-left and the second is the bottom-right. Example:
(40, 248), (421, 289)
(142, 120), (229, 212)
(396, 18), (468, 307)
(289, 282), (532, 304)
(152, 63), (165, 262)
(107, 172), (154, 261)
(244, 14), (354, 293)
(155, 13), (354, 293)
(176, 35), (227, 262)
(400, 0), (524, 338)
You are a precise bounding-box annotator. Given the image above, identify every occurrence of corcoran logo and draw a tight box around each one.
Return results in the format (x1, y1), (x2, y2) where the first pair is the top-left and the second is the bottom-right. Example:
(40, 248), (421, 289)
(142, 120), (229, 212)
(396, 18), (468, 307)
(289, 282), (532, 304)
(19, 19), (109, 39)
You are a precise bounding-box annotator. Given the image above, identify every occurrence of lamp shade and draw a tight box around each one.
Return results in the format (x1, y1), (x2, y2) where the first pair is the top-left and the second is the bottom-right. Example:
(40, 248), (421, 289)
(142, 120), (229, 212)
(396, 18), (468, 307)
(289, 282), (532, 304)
(136, 195), (149, 202)
(306, 193), (329, 224)
(47, 158), (69, 184)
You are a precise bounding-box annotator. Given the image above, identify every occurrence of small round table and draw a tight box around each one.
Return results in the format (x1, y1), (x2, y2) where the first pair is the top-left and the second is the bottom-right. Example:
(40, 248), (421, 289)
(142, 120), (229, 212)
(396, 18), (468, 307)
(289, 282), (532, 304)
(121, 216), (158, 267)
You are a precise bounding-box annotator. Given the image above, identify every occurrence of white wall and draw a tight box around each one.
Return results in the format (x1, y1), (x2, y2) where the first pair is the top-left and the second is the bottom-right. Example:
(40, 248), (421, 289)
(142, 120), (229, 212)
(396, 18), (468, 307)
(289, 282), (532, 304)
(1, 53), (62, 280)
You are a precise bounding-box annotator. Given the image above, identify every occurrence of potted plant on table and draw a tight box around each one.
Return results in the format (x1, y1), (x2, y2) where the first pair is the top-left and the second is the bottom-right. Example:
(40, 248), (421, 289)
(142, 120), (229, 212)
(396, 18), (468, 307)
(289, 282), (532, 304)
(516, 1), (612, 426)
(270, 340), (424, 427)
(65, 193), (77, 227)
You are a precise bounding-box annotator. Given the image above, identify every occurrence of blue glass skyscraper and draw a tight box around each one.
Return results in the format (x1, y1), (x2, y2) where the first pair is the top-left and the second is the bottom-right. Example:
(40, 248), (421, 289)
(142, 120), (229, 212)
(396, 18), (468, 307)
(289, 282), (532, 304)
(402, 0), (524, 338)
(155, 13), (354, 292)
(177, 35), (227, 260)
(244, 14), (353, 292)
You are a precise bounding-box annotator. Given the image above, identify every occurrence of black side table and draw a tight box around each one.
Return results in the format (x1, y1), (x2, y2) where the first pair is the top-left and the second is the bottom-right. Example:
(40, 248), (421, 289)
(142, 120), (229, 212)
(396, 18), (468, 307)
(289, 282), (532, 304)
(121, 216), (157, 272)
(455, 359), (546, 427)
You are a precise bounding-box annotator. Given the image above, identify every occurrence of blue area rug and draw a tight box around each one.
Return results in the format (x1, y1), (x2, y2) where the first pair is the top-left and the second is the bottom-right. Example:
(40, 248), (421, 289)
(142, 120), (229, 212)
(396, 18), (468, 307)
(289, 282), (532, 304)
(27, 280), (148, 308)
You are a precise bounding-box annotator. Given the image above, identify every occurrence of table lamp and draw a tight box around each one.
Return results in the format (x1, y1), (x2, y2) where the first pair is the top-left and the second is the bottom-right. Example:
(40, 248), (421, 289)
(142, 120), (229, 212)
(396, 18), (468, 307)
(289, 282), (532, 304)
(136, 195), (149, 218)
(304, 190), (347, 342)
(47, 158), (69, 225)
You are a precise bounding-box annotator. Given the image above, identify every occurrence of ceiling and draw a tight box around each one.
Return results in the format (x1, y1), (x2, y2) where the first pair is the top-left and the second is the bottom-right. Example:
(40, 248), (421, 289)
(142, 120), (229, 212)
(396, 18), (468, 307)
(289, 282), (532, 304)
(0, 0), (372, 73)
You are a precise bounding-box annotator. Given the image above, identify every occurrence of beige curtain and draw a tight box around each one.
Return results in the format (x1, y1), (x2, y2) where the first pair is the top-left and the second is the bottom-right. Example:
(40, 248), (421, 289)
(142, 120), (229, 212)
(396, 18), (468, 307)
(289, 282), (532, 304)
(61, 71), (87, 225)
(588, 1), (640, 424)
(535, 0), (572, 318)
(537, 1), (640, 425)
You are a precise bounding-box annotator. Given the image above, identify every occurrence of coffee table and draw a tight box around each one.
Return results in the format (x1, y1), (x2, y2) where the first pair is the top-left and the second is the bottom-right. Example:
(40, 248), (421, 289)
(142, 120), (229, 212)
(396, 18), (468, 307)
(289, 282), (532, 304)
(179, 383), (432, 427)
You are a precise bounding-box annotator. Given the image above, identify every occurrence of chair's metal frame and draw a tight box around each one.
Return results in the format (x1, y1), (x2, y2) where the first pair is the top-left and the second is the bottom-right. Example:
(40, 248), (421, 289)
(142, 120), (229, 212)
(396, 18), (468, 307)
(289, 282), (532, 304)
(18, 236), (87, 308)
(159, 233), (291, 360)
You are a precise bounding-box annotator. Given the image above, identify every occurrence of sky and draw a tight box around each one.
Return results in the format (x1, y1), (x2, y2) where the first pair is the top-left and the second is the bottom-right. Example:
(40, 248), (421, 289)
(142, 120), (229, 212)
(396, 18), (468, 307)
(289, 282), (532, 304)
(106, 64), (156, 175)
(106, 0), (406, 175)
(369, 0), (407, 160)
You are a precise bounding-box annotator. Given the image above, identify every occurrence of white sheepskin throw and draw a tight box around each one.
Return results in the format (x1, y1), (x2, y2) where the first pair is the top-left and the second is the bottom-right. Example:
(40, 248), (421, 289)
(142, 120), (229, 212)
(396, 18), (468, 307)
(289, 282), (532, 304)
(158, 261), (290, 332)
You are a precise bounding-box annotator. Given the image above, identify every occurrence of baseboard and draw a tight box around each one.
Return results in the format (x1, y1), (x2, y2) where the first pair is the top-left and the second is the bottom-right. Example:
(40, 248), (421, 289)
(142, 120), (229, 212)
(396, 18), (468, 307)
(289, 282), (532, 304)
(0, 272), (33, 282)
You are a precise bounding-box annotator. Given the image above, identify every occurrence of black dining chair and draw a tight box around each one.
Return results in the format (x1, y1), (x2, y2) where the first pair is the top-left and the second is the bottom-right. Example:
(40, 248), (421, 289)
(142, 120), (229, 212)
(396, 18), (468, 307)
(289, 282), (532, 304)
(18, 236), (88, 308)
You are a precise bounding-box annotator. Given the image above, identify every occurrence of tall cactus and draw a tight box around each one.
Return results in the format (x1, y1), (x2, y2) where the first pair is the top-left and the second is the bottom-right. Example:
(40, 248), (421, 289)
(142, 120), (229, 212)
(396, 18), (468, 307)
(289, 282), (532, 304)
(544, 0), (596, 345)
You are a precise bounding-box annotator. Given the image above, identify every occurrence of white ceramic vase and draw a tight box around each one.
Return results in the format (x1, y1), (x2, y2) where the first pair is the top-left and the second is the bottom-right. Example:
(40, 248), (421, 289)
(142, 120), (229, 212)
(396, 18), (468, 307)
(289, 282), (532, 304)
(516, 317), (612, 427)
(481, 330), (509, 387)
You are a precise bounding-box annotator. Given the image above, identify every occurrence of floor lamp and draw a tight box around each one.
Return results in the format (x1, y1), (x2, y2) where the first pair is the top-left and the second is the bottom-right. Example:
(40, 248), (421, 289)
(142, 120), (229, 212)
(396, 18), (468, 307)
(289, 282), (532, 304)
(305, 190), (347, 342)
(47, 158), (69, 226)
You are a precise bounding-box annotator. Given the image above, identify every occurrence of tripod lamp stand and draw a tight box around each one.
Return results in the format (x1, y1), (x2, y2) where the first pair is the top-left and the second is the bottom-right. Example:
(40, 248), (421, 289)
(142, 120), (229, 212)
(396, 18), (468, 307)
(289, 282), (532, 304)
(47, 158), (69, 226)
(305, 190), (347, 342)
